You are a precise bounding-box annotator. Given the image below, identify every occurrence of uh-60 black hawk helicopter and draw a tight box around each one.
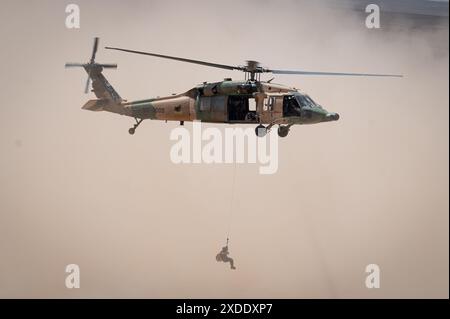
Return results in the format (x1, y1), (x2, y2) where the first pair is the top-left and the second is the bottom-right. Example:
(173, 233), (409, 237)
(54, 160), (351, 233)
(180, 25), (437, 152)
(65, 38), (402, 137)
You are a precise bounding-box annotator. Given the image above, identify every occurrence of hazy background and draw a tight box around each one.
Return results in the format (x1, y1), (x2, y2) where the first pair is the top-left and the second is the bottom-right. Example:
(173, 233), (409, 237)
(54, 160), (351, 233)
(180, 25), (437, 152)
(0, 0), (448, 298)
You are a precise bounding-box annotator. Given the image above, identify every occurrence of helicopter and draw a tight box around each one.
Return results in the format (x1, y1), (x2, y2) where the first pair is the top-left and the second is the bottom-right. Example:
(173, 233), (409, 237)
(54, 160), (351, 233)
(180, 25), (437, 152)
(65, 38), (402, 137)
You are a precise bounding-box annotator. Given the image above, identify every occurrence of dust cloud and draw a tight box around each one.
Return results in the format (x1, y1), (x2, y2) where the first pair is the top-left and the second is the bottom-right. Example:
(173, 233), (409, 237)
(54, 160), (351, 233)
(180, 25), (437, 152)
(0, 0), (448, 298)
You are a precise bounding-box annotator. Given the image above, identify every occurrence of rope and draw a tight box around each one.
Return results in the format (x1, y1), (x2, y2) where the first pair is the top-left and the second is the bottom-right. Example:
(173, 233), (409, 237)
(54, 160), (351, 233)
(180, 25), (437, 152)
(226, 160), (237, 246)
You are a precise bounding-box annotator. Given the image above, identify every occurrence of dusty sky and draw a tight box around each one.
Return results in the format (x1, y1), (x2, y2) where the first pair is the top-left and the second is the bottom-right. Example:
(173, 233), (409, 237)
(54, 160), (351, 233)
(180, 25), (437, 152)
(0, 0), (448, 298)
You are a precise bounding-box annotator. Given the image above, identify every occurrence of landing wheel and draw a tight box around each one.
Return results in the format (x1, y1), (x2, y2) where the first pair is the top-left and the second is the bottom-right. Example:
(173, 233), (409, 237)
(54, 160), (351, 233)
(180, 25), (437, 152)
(255, 124), (267, 137)
(128, 118), (143, 135)
(277, 126), (289, 138)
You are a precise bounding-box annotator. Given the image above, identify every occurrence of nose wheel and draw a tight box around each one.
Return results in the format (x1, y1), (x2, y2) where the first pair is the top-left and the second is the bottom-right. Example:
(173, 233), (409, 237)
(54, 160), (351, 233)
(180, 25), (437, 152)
(129, 118), (143, 135)
(277, 125), (290, 137)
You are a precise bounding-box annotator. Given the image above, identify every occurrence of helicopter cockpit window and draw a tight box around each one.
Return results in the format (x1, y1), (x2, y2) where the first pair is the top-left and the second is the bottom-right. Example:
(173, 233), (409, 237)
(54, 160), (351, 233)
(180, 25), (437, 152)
(305, 95), (322, 108)
(295, 94), (311, 108)
(295, 94), (320, 109)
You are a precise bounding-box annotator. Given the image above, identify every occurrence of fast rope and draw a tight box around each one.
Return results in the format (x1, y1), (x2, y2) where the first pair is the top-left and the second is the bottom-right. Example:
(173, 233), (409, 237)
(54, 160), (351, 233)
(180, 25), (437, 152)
(225, 161), (237, 246)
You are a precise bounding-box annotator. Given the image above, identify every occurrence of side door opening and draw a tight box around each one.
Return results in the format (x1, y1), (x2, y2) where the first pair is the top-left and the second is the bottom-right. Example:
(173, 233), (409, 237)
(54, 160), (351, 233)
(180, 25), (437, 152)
(228, 95), (258, 122)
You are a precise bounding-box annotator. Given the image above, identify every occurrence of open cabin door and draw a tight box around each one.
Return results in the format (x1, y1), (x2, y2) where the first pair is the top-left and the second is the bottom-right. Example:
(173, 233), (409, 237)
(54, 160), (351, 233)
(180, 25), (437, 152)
(227, 95), (258, 123)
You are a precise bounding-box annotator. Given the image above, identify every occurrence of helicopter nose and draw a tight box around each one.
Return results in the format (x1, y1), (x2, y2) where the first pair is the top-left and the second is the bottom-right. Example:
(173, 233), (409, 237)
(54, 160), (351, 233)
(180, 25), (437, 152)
(326, 112), (340, 121)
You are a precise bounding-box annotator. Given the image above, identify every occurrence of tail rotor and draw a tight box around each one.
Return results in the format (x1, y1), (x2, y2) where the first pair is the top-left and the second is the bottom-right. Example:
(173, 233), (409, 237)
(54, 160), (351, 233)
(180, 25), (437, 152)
(65, 37), (117, 94)
(90, 36), (99, 64)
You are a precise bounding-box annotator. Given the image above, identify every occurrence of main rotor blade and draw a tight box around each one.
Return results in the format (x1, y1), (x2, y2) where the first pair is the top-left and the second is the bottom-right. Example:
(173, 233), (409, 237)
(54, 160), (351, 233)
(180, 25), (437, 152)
(269, 69), (403, 77)
(90, 37), (99, 63)
(105, 46), (242, 71)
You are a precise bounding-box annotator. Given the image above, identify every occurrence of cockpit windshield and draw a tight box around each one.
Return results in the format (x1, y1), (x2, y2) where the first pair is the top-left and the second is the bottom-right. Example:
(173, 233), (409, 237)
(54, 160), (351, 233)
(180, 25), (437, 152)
(295, 93), (321, 109)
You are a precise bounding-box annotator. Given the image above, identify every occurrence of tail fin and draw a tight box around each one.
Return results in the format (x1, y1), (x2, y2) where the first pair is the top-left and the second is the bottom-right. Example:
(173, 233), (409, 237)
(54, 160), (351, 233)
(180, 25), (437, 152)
(85, 65), (122, 103)
(65, 37), (122, 104)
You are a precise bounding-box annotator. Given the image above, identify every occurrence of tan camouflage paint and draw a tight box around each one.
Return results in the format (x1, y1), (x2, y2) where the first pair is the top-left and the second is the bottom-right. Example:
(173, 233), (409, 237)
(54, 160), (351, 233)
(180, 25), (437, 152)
(82, 67), (339, 128)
